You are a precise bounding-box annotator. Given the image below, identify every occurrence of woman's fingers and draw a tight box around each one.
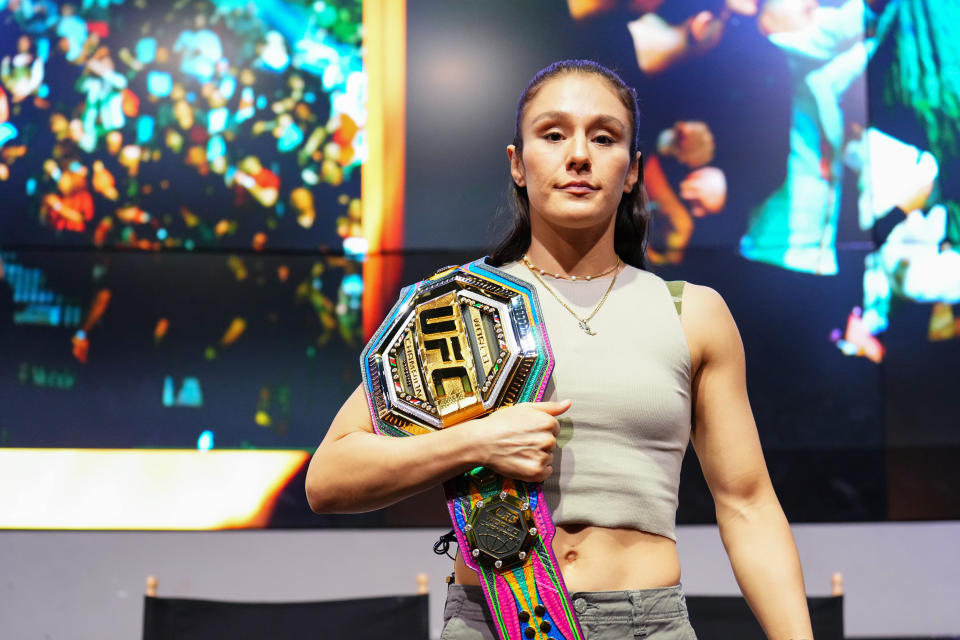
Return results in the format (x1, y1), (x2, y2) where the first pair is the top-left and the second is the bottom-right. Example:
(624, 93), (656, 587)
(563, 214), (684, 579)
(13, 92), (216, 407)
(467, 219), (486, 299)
(517, 398), (571, 416)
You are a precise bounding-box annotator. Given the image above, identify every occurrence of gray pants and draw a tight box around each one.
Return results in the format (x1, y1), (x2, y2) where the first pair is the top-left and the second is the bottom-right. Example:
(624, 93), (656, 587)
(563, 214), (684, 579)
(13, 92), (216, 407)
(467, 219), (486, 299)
(440, 583), (698, 640)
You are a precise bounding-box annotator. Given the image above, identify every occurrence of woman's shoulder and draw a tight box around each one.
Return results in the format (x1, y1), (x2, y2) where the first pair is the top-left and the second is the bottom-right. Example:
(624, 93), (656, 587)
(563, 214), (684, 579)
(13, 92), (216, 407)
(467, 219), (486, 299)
(627, 268), (723, 304)
(625, 270), (727, 325)
(677, 281), (726, 312)
(674, 281), (740, 368)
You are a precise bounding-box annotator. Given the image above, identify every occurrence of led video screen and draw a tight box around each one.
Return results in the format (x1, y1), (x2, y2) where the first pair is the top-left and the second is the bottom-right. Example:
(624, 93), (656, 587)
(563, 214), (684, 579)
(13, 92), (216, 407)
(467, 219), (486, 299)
(2, 0), (959, 530)
(0, 0), (373, 529)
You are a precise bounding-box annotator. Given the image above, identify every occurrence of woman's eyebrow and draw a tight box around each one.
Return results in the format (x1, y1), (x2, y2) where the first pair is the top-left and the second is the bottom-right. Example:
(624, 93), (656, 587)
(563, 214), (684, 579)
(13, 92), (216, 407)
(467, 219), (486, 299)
(529, 111), (626, 131)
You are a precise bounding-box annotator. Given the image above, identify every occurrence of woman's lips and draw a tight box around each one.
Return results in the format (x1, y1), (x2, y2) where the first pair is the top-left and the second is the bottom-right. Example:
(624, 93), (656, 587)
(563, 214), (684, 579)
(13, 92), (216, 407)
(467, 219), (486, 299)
(557, 182), (598, 195)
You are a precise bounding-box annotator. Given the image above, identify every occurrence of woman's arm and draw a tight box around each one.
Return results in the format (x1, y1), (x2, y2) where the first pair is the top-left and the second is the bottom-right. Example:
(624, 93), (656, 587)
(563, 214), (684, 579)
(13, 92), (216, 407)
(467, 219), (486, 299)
(305, 385), (569, 513)
(682, 285), (813, 640)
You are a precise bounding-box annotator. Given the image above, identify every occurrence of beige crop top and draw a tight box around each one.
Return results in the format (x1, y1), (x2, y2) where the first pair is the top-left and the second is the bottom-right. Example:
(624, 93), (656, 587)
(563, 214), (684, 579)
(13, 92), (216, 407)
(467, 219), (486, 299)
(498, 260), (693, 541)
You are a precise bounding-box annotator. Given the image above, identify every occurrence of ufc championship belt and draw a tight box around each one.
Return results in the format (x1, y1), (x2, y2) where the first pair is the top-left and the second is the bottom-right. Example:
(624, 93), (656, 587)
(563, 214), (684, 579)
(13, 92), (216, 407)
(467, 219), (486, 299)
(361, 258), (584, 640)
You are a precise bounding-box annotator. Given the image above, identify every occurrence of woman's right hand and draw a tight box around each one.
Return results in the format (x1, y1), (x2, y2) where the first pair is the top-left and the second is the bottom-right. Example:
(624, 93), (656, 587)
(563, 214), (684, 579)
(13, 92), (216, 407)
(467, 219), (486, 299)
(307, 388), (570, 514)
(465, 399), (571, 483)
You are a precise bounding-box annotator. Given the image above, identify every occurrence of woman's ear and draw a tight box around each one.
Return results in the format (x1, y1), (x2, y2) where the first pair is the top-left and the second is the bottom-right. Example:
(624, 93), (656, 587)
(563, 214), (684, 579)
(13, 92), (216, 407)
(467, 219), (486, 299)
(624, 151), (642, 193)
(507, 144), (526, 187)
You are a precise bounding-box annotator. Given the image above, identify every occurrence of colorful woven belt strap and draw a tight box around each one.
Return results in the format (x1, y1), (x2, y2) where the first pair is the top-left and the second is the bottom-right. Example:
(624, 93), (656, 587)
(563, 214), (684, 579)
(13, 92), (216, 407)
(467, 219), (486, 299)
(361, 258), (584, 640)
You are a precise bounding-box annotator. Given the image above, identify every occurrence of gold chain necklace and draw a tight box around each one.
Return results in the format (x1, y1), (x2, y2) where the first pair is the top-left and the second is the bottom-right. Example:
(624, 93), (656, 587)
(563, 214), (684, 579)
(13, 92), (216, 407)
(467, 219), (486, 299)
(521, 255), (619, 281)
(524, 256), (621, 336)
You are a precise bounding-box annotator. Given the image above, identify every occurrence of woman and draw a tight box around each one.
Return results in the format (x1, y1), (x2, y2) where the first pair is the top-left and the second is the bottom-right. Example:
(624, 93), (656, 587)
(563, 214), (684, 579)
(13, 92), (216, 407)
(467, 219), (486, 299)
(306, 60), (812, 639)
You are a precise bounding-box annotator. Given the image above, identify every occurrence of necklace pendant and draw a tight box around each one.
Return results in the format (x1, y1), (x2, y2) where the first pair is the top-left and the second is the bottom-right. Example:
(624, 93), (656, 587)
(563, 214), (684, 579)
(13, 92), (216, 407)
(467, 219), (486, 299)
(578, 319), (596, 336)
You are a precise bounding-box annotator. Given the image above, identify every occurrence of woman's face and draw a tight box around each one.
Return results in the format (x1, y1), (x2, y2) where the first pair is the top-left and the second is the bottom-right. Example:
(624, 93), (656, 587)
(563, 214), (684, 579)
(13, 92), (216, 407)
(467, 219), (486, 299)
(509, 73), (639, 233)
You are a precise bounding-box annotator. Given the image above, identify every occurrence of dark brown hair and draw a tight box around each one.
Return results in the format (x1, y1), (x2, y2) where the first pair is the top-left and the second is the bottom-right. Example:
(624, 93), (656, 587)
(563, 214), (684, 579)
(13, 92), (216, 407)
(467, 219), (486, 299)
(489, 60), (650, 269)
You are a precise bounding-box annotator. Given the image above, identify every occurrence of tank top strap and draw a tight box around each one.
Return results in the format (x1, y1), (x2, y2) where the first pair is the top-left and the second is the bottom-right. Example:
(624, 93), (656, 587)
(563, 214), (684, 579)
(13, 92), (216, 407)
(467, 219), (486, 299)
(665, 280), (685, 316)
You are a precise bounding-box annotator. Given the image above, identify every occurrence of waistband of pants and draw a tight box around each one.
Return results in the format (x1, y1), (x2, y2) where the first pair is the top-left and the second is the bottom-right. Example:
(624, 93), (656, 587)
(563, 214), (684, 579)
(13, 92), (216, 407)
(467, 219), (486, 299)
(444, 583), (690, 623)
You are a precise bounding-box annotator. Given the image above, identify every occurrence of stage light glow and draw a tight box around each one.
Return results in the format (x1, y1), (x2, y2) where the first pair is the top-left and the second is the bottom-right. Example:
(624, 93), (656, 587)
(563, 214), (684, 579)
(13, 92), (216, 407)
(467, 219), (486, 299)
(0, 449), (309, 530)
(197, 430), (214, 451)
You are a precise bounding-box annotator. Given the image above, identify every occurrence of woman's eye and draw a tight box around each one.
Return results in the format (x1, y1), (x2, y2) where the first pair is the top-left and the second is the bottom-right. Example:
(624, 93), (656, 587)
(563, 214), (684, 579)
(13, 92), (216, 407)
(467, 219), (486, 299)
(595, 135), (614, 145)
(544, 132), (563, 142)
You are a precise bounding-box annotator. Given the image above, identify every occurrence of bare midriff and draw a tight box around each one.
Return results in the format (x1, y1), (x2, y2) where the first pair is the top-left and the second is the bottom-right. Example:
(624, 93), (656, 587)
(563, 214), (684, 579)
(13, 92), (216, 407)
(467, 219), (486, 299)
(453, 524), (681, 592)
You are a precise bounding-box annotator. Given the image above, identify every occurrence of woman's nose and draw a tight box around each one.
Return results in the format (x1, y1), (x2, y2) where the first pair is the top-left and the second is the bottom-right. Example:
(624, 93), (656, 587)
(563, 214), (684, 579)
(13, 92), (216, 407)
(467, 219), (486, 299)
(567, 134), (590, 170)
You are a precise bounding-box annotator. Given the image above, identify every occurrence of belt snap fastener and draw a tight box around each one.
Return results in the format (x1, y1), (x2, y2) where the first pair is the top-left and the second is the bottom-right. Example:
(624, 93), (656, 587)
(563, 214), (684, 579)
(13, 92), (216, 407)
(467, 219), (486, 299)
(573, 598), (586, 614)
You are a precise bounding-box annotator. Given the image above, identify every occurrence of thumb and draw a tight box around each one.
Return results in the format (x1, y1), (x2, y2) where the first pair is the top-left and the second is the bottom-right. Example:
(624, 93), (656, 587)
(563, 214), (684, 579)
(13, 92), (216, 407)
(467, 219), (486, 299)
(531, 399), (572, 416)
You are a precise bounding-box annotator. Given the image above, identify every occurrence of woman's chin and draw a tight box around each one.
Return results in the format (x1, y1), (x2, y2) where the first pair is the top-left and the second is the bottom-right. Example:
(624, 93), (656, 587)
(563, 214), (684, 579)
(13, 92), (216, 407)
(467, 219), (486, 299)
(540, 212), (615, 234)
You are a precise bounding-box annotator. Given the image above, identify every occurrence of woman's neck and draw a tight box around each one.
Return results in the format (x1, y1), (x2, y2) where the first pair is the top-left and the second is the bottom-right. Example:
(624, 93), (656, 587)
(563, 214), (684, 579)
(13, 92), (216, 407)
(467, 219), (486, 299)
(525, 216), (619, 278)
